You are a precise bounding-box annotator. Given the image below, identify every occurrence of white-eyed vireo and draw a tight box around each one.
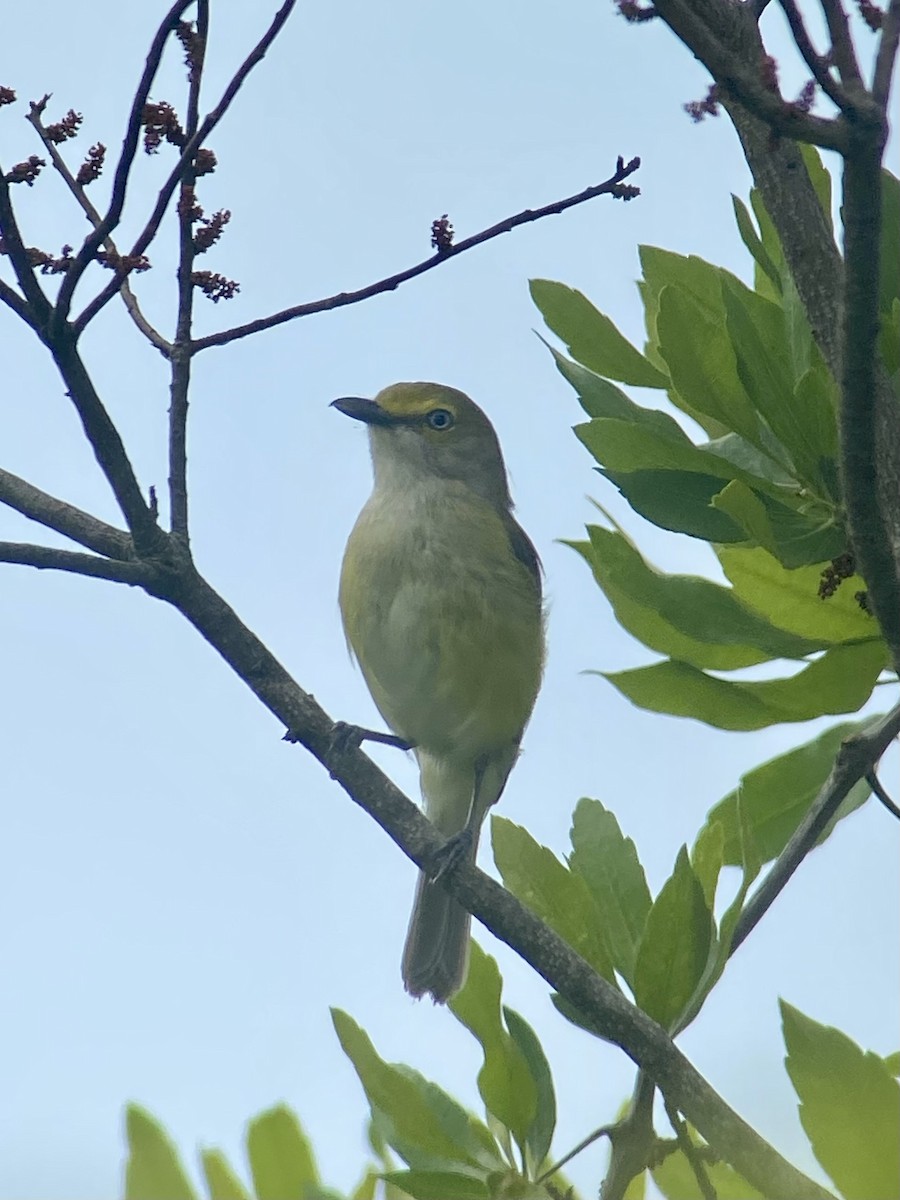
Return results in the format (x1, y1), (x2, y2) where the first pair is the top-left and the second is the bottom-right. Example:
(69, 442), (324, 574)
(334, 382), (545, 1003)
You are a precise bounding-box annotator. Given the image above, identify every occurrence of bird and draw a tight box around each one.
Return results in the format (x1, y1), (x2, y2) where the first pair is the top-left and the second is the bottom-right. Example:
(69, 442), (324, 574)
(334, 382), (545, 1003)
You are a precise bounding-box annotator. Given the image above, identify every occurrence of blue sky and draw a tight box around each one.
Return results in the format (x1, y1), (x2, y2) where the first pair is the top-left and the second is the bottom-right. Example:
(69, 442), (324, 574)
(0, 2), (897, 1197)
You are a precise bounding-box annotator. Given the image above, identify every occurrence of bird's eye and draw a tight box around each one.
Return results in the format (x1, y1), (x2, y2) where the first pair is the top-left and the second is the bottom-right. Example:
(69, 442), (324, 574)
(426, 408), (454, 430)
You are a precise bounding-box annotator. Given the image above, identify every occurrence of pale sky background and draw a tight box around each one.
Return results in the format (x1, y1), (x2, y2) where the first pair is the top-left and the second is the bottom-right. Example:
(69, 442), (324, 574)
(0, 2), (897, 1198)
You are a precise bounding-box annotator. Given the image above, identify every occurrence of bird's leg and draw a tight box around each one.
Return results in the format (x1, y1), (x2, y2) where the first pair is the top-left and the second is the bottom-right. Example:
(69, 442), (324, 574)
(427, 757), (487, 882)
(329, 721), (416, 754)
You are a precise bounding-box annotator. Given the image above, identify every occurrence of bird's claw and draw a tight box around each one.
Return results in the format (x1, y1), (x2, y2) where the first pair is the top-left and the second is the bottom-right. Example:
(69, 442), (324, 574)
(428, 827), (474, 883)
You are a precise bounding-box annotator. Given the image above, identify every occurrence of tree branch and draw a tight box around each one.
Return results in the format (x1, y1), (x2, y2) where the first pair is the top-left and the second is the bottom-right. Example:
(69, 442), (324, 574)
(190, 159), (643, 353)
(168, 2), (209, 541)
(144, 562), (832, 1200)
(25, 96), (171, 355)
(872, 0), (900, 105)
(820, 0), (864, 88)
(48, 329), (162, 555)
(777, 0), (850, 110)
(731, 703), (900, 952)
(73, 0), (297, 335)
(0, 541), (155, 586)
(0, 466), (133, 558)
(0, 275), (36, 327)
(0, 162), (52, 326)
(51, 0), (197, 330)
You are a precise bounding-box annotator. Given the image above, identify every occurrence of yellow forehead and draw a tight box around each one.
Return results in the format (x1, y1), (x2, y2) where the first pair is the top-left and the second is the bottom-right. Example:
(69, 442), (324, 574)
(374, 381), (474, 419)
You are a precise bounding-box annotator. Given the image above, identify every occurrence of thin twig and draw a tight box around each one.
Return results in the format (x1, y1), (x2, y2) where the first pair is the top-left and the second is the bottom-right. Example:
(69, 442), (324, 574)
(535, 1124), (614, 1185)
(52, 0), (197, 331)
(0, 162), (52, 323)
(0, 541), (155, 586)
(168, 2), (209, 541)
(73, 0), (297, 335)
(866, 769), (900, 819)
(732, 704), (900, 951)
(872, 0), (900, 105)
(664, 1099), (717, 1200)
(190, 159), (642, 353)
(25, 96), (171, 354)
(820, 0), (865, 87)
(0, 466), (133, 558)
(777, 0), (850, 109)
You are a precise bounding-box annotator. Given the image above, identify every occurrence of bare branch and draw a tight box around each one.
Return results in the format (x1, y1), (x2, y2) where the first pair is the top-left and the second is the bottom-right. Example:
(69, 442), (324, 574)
(0, 541), (155, 586)
(156, 563), (832, 1200)
(191, 159), (643, 353)
(25, 97), (172, 355)
(873, 0), (900, 104)
(649, 0), (848, 149)
(732, 703), (900, 951)
(820, 0), (865, 87)
(169, 4), (209, 541)
(52, 0), (197, 330)
(0, 275), (36, 327)
(866, 769), (900, 818)
(49, 331), (162, 555)
(0, 163), (52, 324)
(0, 466), (133, 558)
(73, 0), (297, 335)
(777, 0), (852, 109)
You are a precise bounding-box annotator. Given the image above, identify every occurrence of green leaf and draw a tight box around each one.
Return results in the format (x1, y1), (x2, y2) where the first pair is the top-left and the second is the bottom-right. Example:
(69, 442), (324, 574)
(381, 1170), (491, 1200)
(690, 820), (725, 912)
(657, 283), (763, 448)
(502, 1007), (556, 1171)
(332, 1011), (496, 1170)
(722, 276), (836, 490)
(575, 526), (825, 668)
(530, 279), (668, 387)
(716, 546), (881, 643)
(633, 847), (714, 1030)
(568, 798), (651, 986)
(710, 480), (779, 555)
(653, 1143), (765, 1199)
(884, 1052), (900, 1076)
(603, 640), (887, 731)
(799, 145), (833, 231)
(781, 1001), (900, 1200)
(247, 1105), (319, 1200)
(704, 719), (875, 866)
(448, 944), (537, 1152)
(702, 431), (796, 487)
(750, 189), (786, 286)
(548, 347), (687, 439)
(731, 195), (781, 297)
(491, 817), (615, 981)
(602, 468), (746, 543)
(350, 1170), (378, 1200)
(200, 1150), (251, 1200)
(711, 481), (844, 570)
(123, 1105), (198, 1200)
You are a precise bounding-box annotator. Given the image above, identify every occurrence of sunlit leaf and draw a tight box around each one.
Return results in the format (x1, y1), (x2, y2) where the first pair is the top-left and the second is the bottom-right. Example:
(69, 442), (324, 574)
(123, 1105), (198, 1200)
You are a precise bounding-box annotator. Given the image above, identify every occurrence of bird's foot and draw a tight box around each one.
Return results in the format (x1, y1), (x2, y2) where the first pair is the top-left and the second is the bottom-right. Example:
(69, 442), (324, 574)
(329, 721), (415, 755)
(428, 827), (475, 883)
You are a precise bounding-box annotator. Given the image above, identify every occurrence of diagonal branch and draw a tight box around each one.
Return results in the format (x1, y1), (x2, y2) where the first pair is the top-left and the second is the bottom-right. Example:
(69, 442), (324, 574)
(49, 330), (162, 554)
(0, 466), (133, 558)
(777, 0), (851, 109)
(0, 275), (37, 327)
(190, 159), (643, 353)
(820, 0), (864, 87)
(0, 163), (52, 326)
(731, 703), (900, 951)
(151, 563), (833, 1200)
(0, 541), (156, 586)
(52, 0), (197, 330)
(73, 0), (297, 336)
(25, 97), (171, 355)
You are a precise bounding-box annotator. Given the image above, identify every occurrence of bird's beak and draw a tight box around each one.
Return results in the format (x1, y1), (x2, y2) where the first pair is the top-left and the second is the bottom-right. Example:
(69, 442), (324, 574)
(331, 396), (394, 426)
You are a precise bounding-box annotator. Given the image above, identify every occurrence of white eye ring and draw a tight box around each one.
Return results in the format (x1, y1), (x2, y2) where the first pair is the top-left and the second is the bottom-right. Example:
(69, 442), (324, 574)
(427, 408), (454, 430)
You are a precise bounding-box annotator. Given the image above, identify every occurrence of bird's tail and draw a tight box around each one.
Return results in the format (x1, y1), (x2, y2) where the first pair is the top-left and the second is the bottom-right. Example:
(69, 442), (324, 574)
(401, 752), (479, 1003)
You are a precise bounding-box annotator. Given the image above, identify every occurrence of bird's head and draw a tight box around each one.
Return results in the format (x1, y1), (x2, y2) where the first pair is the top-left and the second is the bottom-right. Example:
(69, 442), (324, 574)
(332, 382), (512, 511)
